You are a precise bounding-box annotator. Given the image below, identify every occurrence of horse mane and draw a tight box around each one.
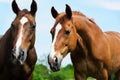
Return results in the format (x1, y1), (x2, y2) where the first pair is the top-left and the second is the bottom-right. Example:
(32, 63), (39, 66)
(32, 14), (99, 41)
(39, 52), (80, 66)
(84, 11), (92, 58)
(0, 27), (13, 52)
(14, 9), (29, 19)
(72, 11), (96, 24)
(20, 9), (29, 15)
(72, 11), (86, 17)
(0, 28), (12, 43)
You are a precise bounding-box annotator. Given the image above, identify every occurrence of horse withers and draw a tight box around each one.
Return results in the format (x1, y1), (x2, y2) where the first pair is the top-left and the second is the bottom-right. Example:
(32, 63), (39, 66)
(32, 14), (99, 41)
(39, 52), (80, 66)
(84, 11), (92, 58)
(48, 4), (120, 80)
(0, 0), (37, 80)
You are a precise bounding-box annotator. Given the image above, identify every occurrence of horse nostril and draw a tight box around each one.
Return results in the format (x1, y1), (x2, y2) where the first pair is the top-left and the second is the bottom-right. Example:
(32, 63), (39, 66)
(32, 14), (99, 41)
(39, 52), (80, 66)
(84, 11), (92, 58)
(21, 50), (24, 57)
(54, 56), (58, 63)
(18, 50), (24, 60)
(11, 48), (16, 59)
(32, 24), (36, 29)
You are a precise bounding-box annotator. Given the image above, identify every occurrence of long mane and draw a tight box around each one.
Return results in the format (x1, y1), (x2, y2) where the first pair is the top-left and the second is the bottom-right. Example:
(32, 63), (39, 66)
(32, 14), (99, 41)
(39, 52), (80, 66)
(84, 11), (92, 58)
(72, 11), (96, 24)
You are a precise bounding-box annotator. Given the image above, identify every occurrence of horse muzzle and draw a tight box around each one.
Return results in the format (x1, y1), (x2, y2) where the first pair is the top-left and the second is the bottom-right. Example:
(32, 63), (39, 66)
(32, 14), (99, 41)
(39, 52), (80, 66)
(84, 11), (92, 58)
(48, 55), (62, 72)
(11, 48), (27, 65)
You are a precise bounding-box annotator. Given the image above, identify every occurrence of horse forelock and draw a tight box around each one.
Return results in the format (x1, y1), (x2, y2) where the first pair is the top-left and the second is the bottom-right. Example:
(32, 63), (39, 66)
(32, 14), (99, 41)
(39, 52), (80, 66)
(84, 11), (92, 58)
(19, 9), (29, 16)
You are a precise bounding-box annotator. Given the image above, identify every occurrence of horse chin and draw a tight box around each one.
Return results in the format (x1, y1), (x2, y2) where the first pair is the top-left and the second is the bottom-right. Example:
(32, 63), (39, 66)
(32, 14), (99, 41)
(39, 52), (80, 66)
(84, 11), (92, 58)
(48, 58), (62, 72)
(11, 59), (23, 65)
(51, 66), (60, 72)
(50, 63), (61, 72)
(19, 60), (25, 65)
(48, 52), (64, 72)
(11, 56), (25, 65)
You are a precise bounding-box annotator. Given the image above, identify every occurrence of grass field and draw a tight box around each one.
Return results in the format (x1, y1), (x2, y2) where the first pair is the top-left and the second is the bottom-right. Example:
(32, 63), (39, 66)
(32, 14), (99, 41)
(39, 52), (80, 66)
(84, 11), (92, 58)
(33, 64), (115, 80)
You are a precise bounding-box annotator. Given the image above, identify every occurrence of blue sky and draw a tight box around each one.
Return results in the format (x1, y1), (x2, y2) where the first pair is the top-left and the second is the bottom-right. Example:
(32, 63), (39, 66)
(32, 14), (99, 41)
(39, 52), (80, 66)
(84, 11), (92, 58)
(0, 0), (120, 67)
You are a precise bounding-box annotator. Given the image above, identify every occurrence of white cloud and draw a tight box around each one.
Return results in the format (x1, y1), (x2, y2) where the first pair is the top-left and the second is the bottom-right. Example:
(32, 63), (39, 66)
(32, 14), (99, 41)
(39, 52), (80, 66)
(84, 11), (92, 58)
(90, 0), (120, 11)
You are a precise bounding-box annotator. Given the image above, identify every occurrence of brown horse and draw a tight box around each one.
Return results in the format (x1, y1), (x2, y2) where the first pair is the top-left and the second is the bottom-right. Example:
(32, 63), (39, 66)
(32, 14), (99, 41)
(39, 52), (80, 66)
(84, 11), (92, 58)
(0, 35), (2, 40)
(0, 0), (37, 80)
(48, 4), (120, 80)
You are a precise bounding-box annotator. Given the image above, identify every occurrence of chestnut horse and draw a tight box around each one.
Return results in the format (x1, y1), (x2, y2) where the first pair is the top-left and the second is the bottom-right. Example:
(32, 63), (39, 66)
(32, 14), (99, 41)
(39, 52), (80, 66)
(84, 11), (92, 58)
(0, 0), (37, 80)
(48, 4), (120, 80)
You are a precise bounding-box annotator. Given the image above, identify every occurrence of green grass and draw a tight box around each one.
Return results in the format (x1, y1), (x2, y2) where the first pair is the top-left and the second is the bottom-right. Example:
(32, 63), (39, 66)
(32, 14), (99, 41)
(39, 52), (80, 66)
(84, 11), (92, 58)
(87, 77), (96, 80)
(33, 64), (115, 80)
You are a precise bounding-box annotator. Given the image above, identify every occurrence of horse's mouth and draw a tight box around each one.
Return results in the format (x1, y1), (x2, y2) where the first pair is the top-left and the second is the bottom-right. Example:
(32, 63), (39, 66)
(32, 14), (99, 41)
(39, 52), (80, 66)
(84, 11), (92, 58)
(48, 60), (61, 72)
(48, 53), (63, 72)
(50, 64), (60, 72)
(51, 66), (60, 72)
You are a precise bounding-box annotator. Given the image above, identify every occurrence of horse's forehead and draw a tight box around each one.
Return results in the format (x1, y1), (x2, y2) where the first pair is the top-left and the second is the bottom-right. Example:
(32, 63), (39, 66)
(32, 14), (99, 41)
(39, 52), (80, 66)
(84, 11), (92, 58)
(20, 17), (28, 25)
(52, 15), (69, 34)
(51, 23), (62, 36)
(14, 14), (35, 26)
(25, 14), (36, 24)
(17, 10), (34, 22)
(53, 19), (69, 32)
(55, 23), (62, 31)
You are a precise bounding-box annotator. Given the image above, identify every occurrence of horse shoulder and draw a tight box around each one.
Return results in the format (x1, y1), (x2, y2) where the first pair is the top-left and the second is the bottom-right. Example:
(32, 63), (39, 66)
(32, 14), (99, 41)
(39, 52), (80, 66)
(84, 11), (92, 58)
(104, 32), (120, 72)
(90, 33), (111, 68)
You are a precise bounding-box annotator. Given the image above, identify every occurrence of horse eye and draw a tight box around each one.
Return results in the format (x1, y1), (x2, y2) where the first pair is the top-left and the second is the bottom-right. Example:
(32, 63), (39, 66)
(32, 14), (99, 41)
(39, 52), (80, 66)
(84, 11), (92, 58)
(32, 24), (36, 29)
(65, 30), (71, 35)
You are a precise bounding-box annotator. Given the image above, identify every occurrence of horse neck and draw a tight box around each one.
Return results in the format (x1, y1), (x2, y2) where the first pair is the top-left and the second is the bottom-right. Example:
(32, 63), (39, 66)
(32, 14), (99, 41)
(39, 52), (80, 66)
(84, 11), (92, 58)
(71, 15), (104, 60)
(72, 15), (103, 42)
(0, 28), (13, 54)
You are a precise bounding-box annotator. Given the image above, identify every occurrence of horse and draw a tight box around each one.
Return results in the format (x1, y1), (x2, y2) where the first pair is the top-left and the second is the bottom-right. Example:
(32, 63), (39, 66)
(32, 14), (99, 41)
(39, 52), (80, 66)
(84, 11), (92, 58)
(0, 35), (2, 40)
(0, 0), (37, 80)
(48, 4), (120, 80)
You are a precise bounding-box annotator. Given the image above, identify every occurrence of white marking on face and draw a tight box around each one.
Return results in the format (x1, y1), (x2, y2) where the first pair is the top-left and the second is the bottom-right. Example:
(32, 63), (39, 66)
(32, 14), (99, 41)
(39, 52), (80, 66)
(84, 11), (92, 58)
(15, 17), (28, 58)
(20, 17), (28, 25)
(49, 23), (62, 59)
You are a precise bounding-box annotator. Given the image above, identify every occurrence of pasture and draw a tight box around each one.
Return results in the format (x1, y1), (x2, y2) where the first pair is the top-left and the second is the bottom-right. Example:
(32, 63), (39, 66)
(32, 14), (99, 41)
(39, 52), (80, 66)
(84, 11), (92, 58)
(33, 64), (115, 80)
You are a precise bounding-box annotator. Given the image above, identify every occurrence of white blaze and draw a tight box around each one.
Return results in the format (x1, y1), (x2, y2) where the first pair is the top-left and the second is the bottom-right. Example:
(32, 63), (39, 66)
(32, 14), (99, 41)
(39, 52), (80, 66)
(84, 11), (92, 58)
(15, 17), (28, 58)
(50, 23), (62, 59)
(20, 17), (28, 25)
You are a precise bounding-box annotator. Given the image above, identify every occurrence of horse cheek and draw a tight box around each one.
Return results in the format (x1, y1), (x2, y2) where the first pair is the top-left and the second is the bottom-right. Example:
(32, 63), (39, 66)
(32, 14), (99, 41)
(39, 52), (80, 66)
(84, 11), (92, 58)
(68, 36), (77, 51)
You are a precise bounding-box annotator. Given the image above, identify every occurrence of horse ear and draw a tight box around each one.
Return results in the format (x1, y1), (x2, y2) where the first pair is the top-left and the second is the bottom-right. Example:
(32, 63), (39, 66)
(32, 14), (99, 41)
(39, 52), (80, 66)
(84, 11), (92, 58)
(51, 7), (59, 19)
(30, 0), (37, 16)
(12, 0), (20, 15)
(65, 4), (72, 19)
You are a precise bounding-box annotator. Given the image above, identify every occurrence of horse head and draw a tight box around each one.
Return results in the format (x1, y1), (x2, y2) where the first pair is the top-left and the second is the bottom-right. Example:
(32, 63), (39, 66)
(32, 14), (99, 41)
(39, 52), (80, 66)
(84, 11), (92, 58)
(48, 4), (78, 71)
(10, 0), (37, 65)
